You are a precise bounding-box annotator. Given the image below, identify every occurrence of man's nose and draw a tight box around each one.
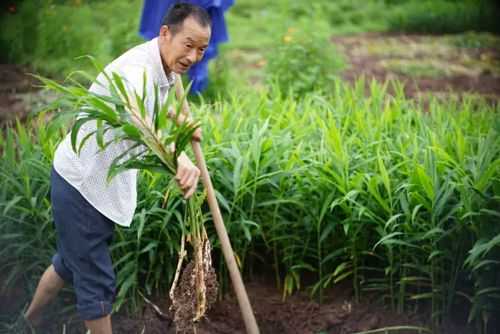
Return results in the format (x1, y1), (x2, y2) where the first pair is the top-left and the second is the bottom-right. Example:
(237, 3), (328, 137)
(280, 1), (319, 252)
(186, 49), (197, 64)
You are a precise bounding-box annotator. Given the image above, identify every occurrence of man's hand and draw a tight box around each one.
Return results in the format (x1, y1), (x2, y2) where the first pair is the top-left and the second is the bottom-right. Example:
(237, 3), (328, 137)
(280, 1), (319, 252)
(168, 109), (202, 142)
(176, 152), (200, 199)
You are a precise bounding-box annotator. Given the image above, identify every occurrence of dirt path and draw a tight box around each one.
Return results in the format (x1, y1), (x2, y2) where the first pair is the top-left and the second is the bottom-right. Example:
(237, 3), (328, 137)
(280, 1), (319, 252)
(332, 32), (500, 103)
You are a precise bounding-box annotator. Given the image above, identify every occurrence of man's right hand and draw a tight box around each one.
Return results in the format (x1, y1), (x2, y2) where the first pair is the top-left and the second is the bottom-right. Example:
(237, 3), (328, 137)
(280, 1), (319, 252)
(175, 152), (200, 199)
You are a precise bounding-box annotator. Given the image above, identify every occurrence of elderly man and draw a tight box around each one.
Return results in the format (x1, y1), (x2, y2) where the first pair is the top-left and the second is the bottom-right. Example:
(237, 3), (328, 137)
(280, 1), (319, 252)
(19, 3), (211, 334)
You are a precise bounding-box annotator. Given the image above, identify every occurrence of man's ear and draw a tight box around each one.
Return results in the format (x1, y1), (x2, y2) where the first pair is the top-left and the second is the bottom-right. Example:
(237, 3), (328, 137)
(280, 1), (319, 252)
(159, 25), (170, 39)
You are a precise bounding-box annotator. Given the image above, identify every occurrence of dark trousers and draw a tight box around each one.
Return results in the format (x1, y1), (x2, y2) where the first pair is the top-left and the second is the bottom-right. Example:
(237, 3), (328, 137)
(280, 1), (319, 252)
(50, 167), (116, 320)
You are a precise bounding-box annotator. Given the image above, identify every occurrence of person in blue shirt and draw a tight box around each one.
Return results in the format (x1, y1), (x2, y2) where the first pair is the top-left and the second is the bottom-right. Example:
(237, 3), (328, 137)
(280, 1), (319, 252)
(140, 0), (234, 94)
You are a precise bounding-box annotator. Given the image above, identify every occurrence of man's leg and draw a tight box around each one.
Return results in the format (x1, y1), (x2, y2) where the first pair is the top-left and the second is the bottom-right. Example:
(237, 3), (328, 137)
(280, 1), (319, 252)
(24, 264), (65, 325)
(49, 169), (116, 333)
(84, 315), (112, 334)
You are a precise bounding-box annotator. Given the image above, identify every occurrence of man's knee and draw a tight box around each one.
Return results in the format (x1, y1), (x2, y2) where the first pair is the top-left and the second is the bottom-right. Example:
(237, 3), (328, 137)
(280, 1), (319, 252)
(43, 265), (65, 294)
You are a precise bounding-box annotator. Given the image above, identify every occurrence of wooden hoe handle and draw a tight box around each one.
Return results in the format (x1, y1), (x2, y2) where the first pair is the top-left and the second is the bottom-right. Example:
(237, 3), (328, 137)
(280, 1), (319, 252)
(174, 74), (260, 334)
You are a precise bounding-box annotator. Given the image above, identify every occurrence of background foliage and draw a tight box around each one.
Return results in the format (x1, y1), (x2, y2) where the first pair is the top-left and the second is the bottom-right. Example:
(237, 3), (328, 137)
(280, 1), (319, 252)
(1, 82), (499, 331)
(1, 0), (500, 332)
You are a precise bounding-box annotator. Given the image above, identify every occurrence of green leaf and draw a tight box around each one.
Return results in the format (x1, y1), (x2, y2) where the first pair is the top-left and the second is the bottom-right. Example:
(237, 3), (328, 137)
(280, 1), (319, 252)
(121, 124), (142, 140)
(70, 117), (93, 153)
(112, 72), (130, 105)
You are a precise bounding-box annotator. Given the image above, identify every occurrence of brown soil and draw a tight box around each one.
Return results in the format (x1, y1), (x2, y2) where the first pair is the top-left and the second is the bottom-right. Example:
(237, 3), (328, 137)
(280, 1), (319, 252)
(0, 274), (474, 334)
(195, 280), (424, 334)
(332, 33), (500, 103)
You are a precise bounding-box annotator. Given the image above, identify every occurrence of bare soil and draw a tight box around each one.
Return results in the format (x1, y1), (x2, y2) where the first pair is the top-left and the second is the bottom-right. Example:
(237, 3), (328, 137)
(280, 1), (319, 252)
(1, 274), (475, 334)
(332, 33), (500, 103)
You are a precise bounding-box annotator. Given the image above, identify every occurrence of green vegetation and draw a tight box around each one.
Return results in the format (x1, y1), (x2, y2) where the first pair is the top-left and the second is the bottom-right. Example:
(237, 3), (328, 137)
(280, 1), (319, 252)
(1, 0), (498, 81)
(0, 0), (143, 77)
(389, 0), (500, 34)
(266, 28), (344, 97)
(448, 31), (500, 49)
(2, 80), (499, 331)
(1, 0), (500, 333)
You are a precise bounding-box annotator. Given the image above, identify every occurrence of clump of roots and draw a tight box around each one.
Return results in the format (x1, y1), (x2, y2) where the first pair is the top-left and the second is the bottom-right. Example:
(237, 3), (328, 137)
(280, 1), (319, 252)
(170, 227), (218, 334)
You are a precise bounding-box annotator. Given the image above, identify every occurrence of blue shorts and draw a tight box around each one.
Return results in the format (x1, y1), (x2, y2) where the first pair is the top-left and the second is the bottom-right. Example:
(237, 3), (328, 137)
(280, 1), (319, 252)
(50, 167), (116, 320)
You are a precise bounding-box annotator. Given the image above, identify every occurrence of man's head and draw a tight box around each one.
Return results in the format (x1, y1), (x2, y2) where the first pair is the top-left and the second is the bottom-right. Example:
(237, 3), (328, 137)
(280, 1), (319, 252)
(158, 3), (211, 74)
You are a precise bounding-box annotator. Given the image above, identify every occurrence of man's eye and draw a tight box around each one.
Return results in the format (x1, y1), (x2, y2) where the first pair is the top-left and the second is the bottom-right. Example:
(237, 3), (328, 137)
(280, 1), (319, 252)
(185, 44), (192, 48)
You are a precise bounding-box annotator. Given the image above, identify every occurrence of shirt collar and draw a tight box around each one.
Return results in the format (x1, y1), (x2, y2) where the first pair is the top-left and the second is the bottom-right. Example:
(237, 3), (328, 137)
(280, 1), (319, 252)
(150, 37), (177, 88)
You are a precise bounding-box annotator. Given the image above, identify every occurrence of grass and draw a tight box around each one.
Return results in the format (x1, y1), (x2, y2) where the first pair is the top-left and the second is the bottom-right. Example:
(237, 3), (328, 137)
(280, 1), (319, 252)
(1, 80), (499, 332)
(448, 31), (500, 49)
(1, 0), (500, 332)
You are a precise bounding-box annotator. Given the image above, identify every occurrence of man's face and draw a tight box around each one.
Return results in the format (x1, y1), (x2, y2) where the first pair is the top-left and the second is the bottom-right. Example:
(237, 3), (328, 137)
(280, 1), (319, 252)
(159, 16), (211, 74)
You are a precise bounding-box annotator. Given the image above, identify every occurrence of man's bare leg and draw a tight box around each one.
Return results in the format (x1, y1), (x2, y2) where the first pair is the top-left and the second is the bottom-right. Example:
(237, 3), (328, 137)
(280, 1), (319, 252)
(24, 264), (65, 325)
(84, 315), (112, 334)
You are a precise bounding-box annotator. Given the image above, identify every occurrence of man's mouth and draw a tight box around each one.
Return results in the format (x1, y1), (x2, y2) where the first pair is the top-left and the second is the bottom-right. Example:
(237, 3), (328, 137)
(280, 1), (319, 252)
(179, 62), (190, 70)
